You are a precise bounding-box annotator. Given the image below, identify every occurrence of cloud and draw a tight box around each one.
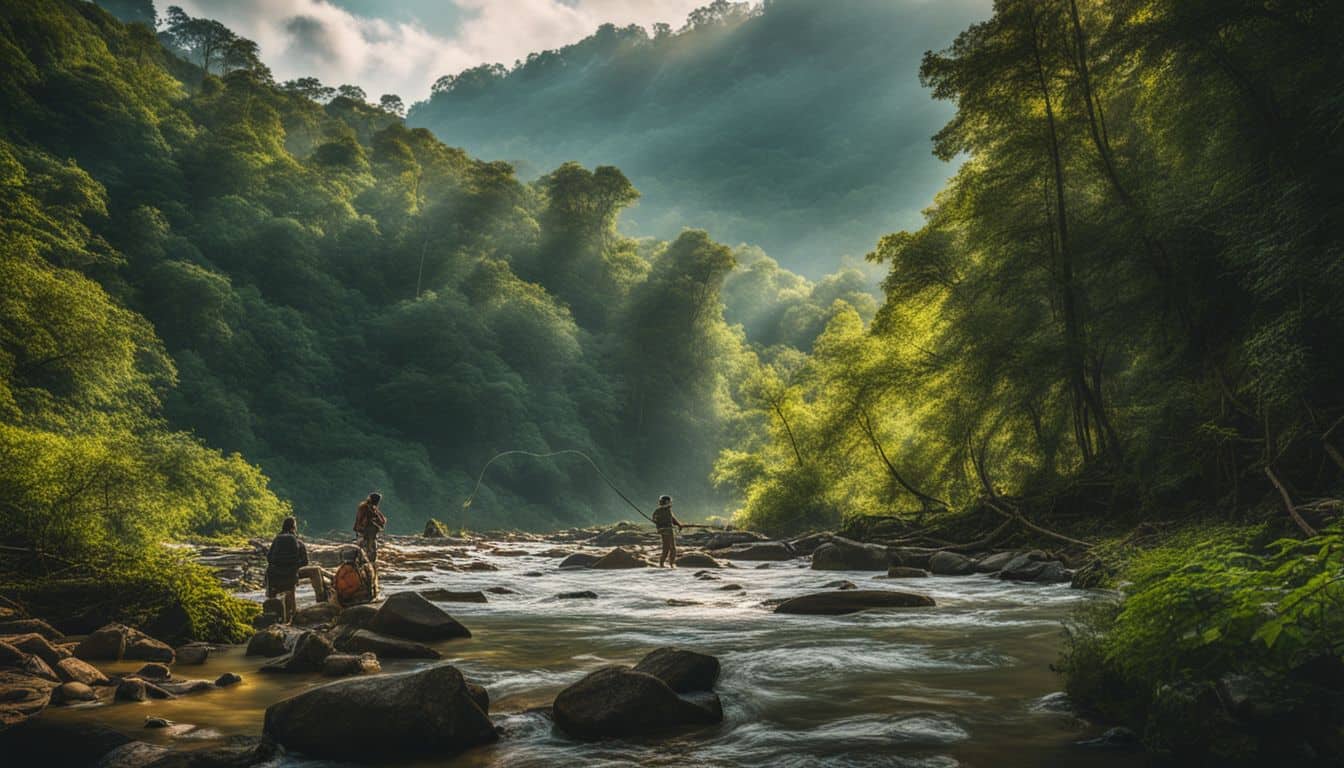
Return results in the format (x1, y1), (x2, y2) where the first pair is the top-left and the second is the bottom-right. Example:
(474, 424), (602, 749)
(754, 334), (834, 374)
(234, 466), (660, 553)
(175, 0), (708, 101)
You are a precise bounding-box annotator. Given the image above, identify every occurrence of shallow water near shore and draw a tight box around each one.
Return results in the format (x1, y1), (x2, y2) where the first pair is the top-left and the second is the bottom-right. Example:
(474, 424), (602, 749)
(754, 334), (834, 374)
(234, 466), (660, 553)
(48, 540), (1143, 767)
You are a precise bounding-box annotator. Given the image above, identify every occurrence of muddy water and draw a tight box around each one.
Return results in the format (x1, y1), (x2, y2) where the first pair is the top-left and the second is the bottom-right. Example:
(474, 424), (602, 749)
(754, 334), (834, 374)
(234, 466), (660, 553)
(50, 541), (1141, 767)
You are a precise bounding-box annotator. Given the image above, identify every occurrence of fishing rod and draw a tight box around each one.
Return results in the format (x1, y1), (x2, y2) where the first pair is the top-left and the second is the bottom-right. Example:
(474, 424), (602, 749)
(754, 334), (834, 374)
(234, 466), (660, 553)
(462, 449), (656, 525)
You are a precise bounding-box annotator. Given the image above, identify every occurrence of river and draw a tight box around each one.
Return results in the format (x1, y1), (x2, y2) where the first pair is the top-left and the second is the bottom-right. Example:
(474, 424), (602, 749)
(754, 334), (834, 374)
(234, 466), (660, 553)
(50, 539), (1142, 767)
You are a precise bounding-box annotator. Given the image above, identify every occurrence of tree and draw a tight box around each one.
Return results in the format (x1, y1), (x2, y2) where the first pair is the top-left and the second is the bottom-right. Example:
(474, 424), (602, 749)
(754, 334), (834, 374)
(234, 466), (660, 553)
(379, 93), (406, 117)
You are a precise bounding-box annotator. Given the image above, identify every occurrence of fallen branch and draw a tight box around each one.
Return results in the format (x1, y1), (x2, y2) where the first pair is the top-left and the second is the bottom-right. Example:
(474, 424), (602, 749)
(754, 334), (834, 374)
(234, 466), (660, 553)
(984, 499), (1095, 549)
(1265, 465), (1318, 537)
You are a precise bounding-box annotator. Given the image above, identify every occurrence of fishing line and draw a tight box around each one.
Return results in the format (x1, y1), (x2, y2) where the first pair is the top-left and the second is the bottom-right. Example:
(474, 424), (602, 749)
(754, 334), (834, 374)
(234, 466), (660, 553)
(463, 449), (655, 524)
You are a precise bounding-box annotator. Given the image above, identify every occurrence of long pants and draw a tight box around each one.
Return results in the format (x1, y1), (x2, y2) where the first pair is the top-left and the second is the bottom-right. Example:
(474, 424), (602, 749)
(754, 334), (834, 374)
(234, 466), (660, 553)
(361, 532), (379, 564)
(659, 528), (677, 566)
(299, 565), (328, 603)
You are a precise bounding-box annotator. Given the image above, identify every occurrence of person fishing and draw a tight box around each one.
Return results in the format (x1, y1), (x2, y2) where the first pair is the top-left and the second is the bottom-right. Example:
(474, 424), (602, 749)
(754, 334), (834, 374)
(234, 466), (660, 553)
(354, 492), (387, 565)
(652, 494), (684, 567)
(265, 516), (309, 623)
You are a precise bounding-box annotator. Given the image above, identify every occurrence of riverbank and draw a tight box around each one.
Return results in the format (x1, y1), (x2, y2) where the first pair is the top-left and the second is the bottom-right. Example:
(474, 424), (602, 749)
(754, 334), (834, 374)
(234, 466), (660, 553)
(1, 525), (1136, 766)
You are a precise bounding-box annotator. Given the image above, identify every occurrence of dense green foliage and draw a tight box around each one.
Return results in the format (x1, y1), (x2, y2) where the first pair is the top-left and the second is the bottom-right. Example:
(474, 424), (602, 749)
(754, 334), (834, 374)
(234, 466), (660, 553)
(408, 0), (987, 275)
(1, 0), (869, 548)
(721, 0), (1344, 536)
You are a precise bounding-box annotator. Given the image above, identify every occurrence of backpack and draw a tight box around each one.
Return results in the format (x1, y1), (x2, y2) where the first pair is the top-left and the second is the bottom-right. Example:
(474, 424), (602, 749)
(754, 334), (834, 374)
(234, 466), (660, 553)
(268, 533), (302, 569)
(333, 562), (372, 606)
(652, 505), (673, 528)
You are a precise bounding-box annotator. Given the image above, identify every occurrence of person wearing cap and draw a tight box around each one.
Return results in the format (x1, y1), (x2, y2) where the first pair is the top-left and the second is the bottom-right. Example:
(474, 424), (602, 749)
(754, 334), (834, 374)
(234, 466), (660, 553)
(651, 494), (684, 567)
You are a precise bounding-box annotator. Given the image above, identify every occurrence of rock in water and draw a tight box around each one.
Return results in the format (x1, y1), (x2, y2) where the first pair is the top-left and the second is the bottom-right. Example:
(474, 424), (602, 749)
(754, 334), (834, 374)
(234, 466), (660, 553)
(928, 551), (976, 576)
(291, 602), (341, 627)
(175, 643), (212, 665)
(260, 632), (333, 674)
(420, 589), (488, 603)
(973, 551), (1020, 573)
(590, 547), (649, 569)
(810, 537), (891, 570)
(632, 648), (720, 693)
(0, 619), (64, 641)
(264, 664), (496, 761)
(821, 580), (858, 590)
(556, 591), (598, 600)
(424, 518), (451, 538)
(773, 590), (935, 615)
(552, 666), (723, 740)
(323, 653), (381, 677)
(370, 592), (471, 641)
(8, 634), (67, 667)
(214, 672), (242, 687)
(673, 552), (722, 568)
(335, 603), (379, 629)
(74, 624), (173, 663)
(998, 554), (1073, 583)
(715, 542), (795, 561)
(245, 626), (295, 657)
(56, 657), (109, 687)
(52, 681), (96, 705)
(558, 552), (601, 569)
(0, 670), (54, 727)
(788, 532), (834, 555)
(886, 566), (929, 578)
(132, 663), (170, 680)
(346, 630), (442, 659)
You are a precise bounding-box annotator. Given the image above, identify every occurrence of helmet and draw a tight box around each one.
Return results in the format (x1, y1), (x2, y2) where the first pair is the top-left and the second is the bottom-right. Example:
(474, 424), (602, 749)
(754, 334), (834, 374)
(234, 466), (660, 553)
(659, 495), (672, 504)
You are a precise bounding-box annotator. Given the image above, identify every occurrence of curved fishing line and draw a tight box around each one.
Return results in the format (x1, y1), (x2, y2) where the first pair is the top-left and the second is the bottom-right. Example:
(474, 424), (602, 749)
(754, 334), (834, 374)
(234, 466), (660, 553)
(463, 449), (653, 524)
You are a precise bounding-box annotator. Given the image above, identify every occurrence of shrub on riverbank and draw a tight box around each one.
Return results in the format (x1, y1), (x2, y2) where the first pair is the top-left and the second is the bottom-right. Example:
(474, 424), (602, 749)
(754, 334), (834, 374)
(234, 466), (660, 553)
(1059, 522), (1344, 764)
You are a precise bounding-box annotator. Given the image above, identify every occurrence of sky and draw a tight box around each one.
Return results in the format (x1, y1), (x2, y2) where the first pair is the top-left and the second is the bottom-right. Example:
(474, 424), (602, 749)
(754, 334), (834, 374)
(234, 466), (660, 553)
(174, 0), (710, 103)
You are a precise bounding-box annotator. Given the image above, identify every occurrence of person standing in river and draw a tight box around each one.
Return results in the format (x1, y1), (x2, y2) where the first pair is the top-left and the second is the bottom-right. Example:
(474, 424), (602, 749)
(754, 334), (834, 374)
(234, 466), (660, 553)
(354, 492), (387, 565)
(265, 516), (309, 623)
(652, 495), (684, 567)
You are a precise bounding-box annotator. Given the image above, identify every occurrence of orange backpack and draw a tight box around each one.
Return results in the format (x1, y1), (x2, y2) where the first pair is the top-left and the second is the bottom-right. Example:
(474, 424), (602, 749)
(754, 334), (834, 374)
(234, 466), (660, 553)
(333, 562), (371, 605)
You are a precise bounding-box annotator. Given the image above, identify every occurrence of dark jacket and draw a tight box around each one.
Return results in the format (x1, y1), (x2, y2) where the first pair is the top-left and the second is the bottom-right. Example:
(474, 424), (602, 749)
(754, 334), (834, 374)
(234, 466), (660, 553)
(266, 532), (309, 588)
(354, 500), (386, 534)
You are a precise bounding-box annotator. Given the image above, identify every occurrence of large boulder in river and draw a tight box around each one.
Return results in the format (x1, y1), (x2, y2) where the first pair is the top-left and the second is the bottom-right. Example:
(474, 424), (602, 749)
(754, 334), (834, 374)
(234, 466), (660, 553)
(55, 657), (108, 687)
(928, 551), (976, 576)
(973, 551), (1020, 573)
(246, 625), (297, 657)
(0, 619), (63, 641)
(559, 552), (601, 568)
(633, 648), (720, 693)
(260, 631), (332, 674)
(999, 555), (1073, 584)
(370, 592), (471, 641)
(323, 652), (380, 677)
(346, 629), (442, 659)
(553, 665), (723, 740)
(886, 566), (929, 578)
(888, 547), (939, 570)
(5, 633), (67, 667)
(264, 664), (496, 761)
(420, 589), (488, 604)
(788, 532), (834, 555)
(717, 542), (795, 561)
(773, 590), (935, 615)
(674, 552), (722, 569)
(335, 604), (379, 629)
(73, 624), (172, 663)
(590, 547), (650, 569)
(701, 531), (767, 550)
(810, 537), (891, 570)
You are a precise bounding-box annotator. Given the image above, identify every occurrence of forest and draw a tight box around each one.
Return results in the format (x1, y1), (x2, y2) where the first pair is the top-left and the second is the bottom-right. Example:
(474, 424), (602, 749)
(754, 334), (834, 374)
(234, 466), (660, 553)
(1, 0), (1343, 762)
(408, 0), (987, 275)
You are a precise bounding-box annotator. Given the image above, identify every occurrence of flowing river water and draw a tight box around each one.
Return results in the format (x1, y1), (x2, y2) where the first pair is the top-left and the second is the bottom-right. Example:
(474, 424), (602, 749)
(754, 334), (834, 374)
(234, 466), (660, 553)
(48, 539), (1144, 767)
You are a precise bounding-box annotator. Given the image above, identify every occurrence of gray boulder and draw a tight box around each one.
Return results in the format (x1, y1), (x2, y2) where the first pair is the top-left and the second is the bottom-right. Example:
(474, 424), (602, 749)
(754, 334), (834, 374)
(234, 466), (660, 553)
(787, 532), (834, 555)
(888, 547), (939, 570)
(632, 648), (720, 693)
(999, 558), (1073, 584)
(810, 537), (891, 570)
(420, 589), (488, 603)
(701, 531), (767, 550)
(774, 590), (935, 615)
(259, 632), (333, 674)
(885, 566), (929, 578)
(558, 552), (601, 568)
(673, 552), (722, 568)
(263, 664), (496, 760)
(553, 665), (722, 740)
(973, 551), (1020, 573)
(590, 547), (650, 569)
(928, 551), (976, 576)
(370, 592), (471, 641)
(335, 604), (379, 629)
(346, 630), (442, 659)
(717, 542), (795, 561)
(245, 626), (295, 658)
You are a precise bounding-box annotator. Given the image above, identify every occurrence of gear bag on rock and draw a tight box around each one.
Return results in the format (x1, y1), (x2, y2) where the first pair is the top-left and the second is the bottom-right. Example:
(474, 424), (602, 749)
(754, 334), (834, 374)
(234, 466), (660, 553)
(333, 548), (374, 605)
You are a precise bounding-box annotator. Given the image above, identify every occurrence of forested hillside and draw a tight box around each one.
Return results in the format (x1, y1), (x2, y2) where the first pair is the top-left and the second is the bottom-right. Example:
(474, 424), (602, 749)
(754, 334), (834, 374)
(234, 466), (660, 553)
(0, 0), (872, 547)
(408, 0), (989, 275)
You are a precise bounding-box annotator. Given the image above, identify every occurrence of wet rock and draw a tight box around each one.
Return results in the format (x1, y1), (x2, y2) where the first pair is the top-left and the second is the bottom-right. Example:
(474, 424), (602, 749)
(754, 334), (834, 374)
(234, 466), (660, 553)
(759, 597), (788, 608)
(465, 561), (498, 572)
(674, 552), (722, 568)
(999, 556), (1072, 584)
(144, 716), (172, 728)
(52, 681), (96, 705)
(291, 602), (341, 627)
(127, 634), (174, 664)
(553, 665), (723, 739)
(55, 656), (109, 686)
(973, 551), (1020, 573)
(99, 741), (172, 766)
(346, 630), (442, 659)
(522, 570), (545, 577)
(322, 652), (381, 677)
(214, 672), (242, 687)
(424, 518), (451, 538)
(811, 537), (892, 570)
(0, 619), (63, 641)
(76, 624), (173, 663)
(370, 592), (471, 641)
(700, 531), (767, 550)
(259, 631), (333, 674)
(245, 625), (295, 657)
(0, 670), (54, 727)
(773, 590), (935, 615)
(1075, 726), (1140, 750)
(633, 648), (720, 694)
(6, 633), (67, 667)
(666, 599), (702, 607)
(335, 603), (379, 629)
(175, 643), (212, 665)
(888, 547), (939, 570)
(486, 587), (517, 595)
(420, 589), (488, 603)
(591, 524), (654, 547)
(556, 590), (598, 599)
(115, 678), (147, 702)
(264, 664), (497, 760)
(14, 653), (58, 682)
(716, 542), (795, 561)
(158, 678), (214, 695)
(695, 571), (720, 581)
(788, 532), (834, 555)
(466, 682), (489, 713)
(0, 719), (131, 764)
(590, 547), (650, 569)
(885, 566), (929, 578)
(133, 662), (170, 680)
(717, 583), (743, 591)
(928, 551), (976, 576)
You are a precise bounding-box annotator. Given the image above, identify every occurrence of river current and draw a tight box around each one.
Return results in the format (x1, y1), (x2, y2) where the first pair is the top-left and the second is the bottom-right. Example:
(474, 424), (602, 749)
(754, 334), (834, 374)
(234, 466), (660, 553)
(51, 539), (1143, 767)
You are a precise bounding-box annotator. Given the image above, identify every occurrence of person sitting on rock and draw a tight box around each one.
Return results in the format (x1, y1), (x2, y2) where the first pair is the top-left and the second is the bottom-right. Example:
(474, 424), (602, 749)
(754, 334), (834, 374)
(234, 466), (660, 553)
(265, 516), (309, 623)
(332, 545), (379, 607)
(652, 495), (684, 568)
(354, 491), (387, 565)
